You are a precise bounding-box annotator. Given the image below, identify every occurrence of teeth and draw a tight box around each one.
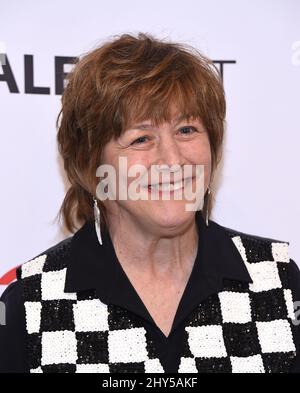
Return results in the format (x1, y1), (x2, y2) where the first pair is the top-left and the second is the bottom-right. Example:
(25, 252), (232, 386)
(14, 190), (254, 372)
(149, 180), (185, 192)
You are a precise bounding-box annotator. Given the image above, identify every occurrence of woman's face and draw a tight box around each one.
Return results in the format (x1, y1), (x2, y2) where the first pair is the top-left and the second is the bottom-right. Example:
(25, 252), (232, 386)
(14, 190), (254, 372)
(100, 107), (212, 235)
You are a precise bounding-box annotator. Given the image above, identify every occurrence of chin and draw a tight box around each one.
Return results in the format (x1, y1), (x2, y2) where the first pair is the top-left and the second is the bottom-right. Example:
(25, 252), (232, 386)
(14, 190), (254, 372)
(146, 201), (195, 230)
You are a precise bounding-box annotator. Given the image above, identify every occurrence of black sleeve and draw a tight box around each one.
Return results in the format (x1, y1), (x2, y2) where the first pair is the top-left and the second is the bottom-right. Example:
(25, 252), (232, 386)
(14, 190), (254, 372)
(289, 259), (300, 373)
(0, 281), (30, 373)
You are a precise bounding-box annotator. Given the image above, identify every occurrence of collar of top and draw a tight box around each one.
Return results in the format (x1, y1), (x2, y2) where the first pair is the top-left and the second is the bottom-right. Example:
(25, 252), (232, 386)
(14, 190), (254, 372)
(64, 210), (253, 332)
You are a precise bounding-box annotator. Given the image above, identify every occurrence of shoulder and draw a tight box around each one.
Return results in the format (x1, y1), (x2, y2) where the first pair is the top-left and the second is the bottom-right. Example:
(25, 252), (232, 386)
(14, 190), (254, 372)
(211, 219), (300, 289)
(16, 235), (73, 281)
(218, 222), (291, 263)
(1, 235), (74, 316)
(221, 223), (289, 244)
(215, 220), (300, 296)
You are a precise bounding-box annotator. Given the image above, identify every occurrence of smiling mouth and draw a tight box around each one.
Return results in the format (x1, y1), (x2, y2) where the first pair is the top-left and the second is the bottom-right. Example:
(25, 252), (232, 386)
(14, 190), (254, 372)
(146, 177), (195, 192)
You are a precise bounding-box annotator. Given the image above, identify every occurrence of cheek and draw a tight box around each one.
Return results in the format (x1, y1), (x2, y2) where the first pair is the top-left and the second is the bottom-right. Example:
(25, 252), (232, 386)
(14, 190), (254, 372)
(184, 139), (212, 184)
(109, 152), (151, 190)
(185, 138), (211, 165)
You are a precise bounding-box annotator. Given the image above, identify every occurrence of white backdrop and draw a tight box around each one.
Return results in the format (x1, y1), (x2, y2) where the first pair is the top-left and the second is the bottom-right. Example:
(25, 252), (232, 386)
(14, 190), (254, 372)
(0, 0), (299, 294)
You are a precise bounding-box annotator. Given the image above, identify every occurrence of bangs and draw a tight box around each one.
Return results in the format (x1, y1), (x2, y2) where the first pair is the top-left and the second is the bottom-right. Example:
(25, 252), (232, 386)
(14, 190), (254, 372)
(119, 77), (205, 133)
(102, 38), (224, 139)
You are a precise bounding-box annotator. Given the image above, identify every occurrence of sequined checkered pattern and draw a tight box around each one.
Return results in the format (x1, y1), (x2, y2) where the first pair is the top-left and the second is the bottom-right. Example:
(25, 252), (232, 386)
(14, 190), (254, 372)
(18, 231), (298, 373)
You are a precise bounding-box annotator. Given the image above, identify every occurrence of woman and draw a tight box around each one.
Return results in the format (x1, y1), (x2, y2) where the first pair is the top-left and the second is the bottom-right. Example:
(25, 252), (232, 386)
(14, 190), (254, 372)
(0, 32), (299, 373)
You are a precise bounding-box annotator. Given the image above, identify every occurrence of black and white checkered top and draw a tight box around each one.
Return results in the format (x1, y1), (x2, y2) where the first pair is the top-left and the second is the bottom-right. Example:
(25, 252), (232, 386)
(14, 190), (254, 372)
(16, 217), (299, 373)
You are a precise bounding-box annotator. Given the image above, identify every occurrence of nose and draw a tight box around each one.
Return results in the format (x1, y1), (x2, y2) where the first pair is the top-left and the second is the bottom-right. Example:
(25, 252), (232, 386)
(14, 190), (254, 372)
(151, 134), (185, 182)
(155, 133), (184, 168)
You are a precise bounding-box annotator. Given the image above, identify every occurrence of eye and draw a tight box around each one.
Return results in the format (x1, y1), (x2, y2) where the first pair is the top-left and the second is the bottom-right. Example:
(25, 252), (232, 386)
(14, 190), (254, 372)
(130, 136), (150, 145)
(179, 126), (198, 135)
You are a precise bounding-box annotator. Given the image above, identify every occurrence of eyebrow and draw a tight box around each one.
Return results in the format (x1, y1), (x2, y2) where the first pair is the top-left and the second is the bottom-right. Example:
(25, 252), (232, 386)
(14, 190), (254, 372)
(127, 114), (193, 131)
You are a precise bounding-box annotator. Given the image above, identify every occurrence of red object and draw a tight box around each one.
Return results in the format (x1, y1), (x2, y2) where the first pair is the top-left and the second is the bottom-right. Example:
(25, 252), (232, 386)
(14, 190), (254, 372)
(0, 266), (18, 285)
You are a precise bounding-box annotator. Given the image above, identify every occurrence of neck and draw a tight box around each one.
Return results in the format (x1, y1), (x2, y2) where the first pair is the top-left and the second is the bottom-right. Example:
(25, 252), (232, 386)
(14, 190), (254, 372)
(105, 210), (199, 280)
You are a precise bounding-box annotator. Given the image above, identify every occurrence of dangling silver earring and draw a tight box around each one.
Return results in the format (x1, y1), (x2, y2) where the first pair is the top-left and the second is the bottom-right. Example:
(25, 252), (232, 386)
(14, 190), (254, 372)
(205, 187), (211, 227)
(93, 196), (103, 245)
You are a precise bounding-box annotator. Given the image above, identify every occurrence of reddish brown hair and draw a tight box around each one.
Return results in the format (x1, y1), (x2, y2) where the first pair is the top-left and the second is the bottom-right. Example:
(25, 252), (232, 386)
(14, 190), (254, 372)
(56, 32), (226, 233)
